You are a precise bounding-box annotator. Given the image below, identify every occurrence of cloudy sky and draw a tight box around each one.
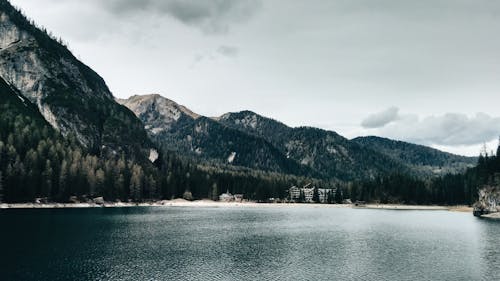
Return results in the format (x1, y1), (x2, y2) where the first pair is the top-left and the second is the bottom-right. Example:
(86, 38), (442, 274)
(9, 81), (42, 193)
(10, 0), (500, 156)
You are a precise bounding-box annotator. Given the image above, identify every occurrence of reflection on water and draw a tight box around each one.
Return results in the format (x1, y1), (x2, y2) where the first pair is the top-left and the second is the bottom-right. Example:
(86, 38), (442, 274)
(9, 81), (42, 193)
(477, 219), (500, 278)
(0, 207), (499, 281)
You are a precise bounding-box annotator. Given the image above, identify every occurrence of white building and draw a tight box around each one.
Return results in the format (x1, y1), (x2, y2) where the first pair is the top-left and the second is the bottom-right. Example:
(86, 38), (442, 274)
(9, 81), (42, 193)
(219, 192), (233, 202)
(288, 184), (336, 203)
(219, 191), (244, 202)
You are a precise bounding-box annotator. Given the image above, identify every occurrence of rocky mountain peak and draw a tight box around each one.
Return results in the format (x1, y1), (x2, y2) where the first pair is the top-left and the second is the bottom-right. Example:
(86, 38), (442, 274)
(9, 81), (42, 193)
(218, 111), (260, 129)
(117, 94), (200, 135)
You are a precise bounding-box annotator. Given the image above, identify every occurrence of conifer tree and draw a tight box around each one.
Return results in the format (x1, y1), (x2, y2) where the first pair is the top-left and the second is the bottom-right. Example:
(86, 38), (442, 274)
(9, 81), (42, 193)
(335, 187), (343, 204)
(211, 183), (219, 201)
(129, 164), (143, 201)
(312, 186), (320, 203)
(298, 189), (305, 203)
(0, 171), (3, 203)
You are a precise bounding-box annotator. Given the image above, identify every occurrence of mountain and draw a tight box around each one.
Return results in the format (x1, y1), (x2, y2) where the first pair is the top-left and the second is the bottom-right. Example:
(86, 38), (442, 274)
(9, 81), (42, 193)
(0, 76), (166, 202)
(117, 95), (313, 176)
(119, 93), (478, 181)
(217, 111), (408, 180)
(0, 0), (153, 159)
(121, 95), (414, 181)
(353, 136), (476, 175)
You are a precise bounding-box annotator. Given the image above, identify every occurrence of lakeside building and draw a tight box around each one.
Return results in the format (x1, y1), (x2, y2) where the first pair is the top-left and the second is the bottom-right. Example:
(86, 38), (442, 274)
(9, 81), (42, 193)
(219, 191), (244, 202)
(289, 186), (301, 199)
(288, 184), (336, 203)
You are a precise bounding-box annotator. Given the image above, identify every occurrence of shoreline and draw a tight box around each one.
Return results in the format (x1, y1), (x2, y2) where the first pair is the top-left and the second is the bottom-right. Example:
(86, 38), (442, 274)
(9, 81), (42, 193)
(0, 200), (473, 212)
(360, 204), (472, 212)
(479, 212), (500, 219)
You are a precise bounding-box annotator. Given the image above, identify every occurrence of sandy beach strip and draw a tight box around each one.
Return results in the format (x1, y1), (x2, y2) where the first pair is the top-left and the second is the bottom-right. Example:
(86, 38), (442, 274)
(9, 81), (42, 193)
(0, 200), (351, 209)
(0, 200), (471, 212)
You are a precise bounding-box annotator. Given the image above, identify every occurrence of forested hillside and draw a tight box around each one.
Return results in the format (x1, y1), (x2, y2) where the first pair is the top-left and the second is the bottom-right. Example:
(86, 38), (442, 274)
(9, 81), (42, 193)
(344, 144), (500, 205)
(0, 77), (160, 202)
(125, 97), (473, 181)
(353, 136), (476, 176)
(219, 111), (429, 180)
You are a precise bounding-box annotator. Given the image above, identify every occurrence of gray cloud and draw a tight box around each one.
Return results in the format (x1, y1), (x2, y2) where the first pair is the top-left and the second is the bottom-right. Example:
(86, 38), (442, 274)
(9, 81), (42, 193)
(217, 45), (239, 57)
(372, 112), (500, 146)
(191, 45), (239, 67)
(102, 0), (261, 34)
(361, 107), (400, 128)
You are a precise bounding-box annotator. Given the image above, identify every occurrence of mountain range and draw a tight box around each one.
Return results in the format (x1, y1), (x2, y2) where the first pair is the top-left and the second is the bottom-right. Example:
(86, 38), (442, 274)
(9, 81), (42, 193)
(118, 94), (476, 181)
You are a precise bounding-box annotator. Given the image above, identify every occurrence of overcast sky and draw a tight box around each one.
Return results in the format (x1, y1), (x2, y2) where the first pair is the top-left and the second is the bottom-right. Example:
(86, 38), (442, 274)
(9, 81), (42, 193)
(10, 0), (500, 156)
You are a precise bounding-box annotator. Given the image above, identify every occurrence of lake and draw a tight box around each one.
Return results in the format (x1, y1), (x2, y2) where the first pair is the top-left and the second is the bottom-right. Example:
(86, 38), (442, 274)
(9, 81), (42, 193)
(1, 206), (499, 281)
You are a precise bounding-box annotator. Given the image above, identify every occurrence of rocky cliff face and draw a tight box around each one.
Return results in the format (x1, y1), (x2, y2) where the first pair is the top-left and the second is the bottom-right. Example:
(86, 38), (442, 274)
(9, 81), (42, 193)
(117, 94), (200, 135)
(474, 185), (500, 216)
(0, 1), (152, 158)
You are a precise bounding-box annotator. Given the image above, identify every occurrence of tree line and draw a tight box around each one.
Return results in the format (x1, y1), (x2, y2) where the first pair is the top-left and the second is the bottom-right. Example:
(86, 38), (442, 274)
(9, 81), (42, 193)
(342, 144), (500, 205)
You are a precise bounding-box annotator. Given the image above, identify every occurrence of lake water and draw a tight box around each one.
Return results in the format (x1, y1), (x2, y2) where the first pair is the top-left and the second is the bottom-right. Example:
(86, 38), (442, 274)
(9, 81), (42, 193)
(1, 206), (499, 281)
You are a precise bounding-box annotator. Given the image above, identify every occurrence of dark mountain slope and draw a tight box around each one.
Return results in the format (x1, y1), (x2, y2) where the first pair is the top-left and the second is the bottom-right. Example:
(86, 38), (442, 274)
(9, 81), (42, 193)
(0, 0), (153, 159)
(218, 111), (407, 180)
(121, 96), (408, 181)
(118, 95), (314, 177)
(353, 136), (476, 175)
(0, 76), (165, 202)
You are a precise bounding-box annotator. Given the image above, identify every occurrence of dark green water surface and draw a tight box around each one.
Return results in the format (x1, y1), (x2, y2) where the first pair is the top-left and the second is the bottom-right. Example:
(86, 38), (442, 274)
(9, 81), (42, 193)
(1, 206), (499, 281)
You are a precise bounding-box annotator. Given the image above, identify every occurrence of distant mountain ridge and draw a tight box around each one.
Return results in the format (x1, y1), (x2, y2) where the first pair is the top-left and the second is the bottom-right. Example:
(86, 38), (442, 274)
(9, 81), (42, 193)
(353, 136), (476, 176)
(217, 111), (405, 180)
(117, 95), (314, 176)
(119, 94), (476, 181)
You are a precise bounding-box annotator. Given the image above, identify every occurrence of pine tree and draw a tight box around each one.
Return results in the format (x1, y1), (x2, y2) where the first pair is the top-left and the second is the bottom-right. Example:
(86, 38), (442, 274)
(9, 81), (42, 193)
(95, 168), (105, 197)
(211, 183), (218, 201)
(327, 190), (334, 204)
(335, 187), (343, 204)
(41, 159), (53, 198)
(0, 171), (3, 203)
(58, 160), (68, 200)
(312, 186), (320, 203)
(496, 137), (500, 157)
(129, 164), (143, 201)
(298, 189), (305, 203)
(147, 175), (157, 199)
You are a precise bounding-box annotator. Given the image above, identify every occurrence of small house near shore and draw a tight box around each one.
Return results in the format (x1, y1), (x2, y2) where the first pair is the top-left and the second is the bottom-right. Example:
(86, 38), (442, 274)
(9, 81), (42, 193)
(219, 191), (244, 202)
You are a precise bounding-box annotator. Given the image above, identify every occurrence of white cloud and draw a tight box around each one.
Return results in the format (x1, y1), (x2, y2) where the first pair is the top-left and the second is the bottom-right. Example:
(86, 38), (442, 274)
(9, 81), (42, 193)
(364, 111), (500, 147)
(361, 107), (400, 128)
